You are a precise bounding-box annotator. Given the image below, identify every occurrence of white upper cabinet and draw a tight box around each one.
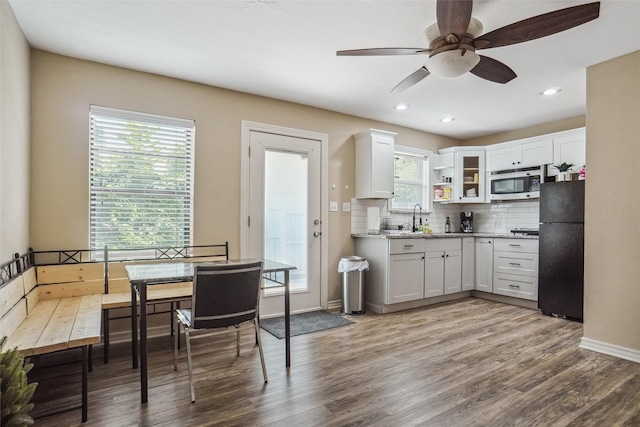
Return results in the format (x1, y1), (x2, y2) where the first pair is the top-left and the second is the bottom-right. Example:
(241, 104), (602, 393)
(435, 147), (486, 203)
(547, 128), (586, 178)
(355, 129), (396, 199)
(487, 136), (553, 171)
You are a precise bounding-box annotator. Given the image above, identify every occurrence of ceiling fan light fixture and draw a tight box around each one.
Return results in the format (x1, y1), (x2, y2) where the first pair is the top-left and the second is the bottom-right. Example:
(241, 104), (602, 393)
(440, 117), (455, 123)
(394, 103), (410, 111)
(426, 50), (480, 78)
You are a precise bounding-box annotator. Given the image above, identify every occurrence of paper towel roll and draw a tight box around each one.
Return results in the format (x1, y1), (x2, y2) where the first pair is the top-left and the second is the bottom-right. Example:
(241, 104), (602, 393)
(367, 207), (380, 234)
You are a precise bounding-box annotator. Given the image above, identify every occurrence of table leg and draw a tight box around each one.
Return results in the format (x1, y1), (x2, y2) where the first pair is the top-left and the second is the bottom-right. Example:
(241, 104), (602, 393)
(81, 345), (88, 423)
(139, 283), (148, 403)
(131, 285), (138, 369)
(284, 270), (290, 368)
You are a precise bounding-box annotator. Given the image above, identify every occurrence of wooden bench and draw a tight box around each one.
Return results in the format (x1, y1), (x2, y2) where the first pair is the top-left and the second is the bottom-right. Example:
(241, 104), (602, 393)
(0, 265), (102, 423)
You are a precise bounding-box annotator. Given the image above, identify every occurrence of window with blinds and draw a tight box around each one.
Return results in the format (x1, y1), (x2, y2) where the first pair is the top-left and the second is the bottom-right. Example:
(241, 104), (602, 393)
(89, 106), (195, 251)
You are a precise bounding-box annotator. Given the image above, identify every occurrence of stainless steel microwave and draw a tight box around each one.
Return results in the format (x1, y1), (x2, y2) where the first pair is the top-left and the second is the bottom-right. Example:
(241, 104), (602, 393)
(489, 166), (544, 200)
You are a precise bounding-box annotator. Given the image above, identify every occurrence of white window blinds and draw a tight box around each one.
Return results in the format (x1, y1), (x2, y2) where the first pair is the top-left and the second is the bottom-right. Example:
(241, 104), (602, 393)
(89, 106), (195, 250)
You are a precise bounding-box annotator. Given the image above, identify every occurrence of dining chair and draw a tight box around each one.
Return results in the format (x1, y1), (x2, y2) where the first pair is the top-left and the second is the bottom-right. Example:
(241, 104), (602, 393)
(173, 260), (267, 402)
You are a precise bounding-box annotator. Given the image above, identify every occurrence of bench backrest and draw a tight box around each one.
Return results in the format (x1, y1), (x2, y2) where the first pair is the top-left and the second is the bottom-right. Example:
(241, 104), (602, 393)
(36, 263), (105, 300)
(0, 267), (37, 338)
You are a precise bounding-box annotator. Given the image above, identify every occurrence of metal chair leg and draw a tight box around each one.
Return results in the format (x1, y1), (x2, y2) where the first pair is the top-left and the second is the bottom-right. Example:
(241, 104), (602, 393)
(255, 318), (268, 383)
(185, 329), (195, 403)
(173, 314), (179, 371)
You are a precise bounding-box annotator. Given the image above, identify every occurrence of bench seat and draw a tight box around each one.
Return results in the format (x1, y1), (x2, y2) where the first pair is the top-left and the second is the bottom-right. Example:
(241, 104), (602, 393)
(101, 282), (193, 309)
(5, 294), (102, 356)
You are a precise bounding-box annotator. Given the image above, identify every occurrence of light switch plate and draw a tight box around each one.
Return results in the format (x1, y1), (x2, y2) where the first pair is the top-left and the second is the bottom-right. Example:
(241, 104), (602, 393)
(342, 202), (351, 212)
(329, 201), (338, 212)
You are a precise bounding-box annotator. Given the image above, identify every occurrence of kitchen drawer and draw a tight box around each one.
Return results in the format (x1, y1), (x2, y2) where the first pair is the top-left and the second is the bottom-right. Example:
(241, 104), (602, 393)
(425, 238), (461, 252)
(493, 238), (538, 254)
(493, 273), (538, 301)
(389, 238), (425, 254)
(494, 251), (538, 277)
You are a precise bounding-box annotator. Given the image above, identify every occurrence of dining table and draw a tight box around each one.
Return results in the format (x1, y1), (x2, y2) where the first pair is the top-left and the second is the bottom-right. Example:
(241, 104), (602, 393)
(125, 259), (296, 403)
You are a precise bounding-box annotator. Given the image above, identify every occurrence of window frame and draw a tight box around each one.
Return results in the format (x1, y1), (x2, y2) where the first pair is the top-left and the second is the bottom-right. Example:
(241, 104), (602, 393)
(389, 145), (432, 213)
(89, 105), (195, 253)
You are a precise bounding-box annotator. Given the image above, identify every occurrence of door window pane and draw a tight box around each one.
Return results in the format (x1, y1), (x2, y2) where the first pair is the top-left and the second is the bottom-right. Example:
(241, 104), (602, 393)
(264, 150), (308, 291)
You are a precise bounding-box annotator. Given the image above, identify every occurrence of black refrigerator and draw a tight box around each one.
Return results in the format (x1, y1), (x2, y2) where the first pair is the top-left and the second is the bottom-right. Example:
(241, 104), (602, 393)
(538, 180), (585, 321)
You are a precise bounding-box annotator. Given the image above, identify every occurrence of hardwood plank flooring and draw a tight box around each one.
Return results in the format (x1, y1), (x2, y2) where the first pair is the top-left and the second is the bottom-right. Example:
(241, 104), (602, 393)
(28, 298), (639, 426)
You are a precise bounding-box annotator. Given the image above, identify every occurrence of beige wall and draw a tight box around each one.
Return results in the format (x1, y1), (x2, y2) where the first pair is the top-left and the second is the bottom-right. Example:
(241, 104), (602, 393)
(464, 116), (586, 146)
(29, 50), (458, 303)
(0, 1), (31, 262)
(584, 51), (640, 351)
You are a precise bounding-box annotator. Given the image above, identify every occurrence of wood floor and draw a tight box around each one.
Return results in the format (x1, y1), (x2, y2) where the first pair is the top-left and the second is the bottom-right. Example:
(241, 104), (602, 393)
(29, 298), (640, 426)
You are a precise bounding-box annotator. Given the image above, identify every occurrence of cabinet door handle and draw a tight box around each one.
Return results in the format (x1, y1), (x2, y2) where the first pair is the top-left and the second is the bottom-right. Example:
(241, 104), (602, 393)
(441, 254), (445, 258)
(445, 254), (449, 258)
(508, 284), (521, 288)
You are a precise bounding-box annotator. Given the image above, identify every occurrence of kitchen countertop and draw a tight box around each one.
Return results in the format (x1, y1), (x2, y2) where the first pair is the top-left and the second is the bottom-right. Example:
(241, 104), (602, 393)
(352, 232), (539, 240)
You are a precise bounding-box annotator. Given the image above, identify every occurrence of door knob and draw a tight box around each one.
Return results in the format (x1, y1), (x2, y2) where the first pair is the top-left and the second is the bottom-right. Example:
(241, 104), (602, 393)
(313, 231), (321, 237)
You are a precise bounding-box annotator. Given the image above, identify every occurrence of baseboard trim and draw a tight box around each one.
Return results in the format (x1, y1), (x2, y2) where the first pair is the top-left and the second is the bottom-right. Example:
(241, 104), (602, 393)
(580, 337), (640, 364)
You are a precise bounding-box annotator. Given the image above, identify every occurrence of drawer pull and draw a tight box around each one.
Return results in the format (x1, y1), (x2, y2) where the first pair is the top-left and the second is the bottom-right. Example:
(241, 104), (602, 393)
(508, 244), (521, 247)
(508, 262), (521, 266)
(403, 244), (414, 249)
(508, 284), (521, 288)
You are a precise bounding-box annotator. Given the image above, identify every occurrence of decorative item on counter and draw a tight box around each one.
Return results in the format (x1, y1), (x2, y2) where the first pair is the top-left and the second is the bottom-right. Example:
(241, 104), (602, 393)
(553, 162), (574, 182)
(578, 165), (586, 180)
(445, 216), (451, 233)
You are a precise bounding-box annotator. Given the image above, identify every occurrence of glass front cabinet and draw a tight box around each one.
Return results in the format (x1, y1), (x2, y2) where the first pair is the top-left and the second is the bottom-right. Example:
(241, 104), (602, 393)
(435, 147), (486, 203)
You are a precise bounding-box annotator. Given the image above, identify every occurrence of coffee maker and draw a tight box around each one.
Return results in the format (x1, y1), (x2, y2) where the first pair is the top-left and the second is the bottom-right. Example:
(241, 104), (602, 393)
(460, 211), (474, 233)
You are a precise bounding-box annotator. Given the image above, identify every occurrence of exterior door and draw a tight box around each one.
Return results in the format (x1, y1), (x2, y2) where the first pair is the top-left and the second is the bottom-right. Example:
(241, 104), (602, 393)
(247, 130), (322, 316)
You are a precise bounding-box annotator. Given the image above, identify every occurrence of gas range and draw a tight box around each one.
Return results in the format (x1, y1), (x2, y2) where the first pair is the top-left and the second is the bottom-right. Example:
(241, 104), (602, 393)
(510, 228), (539, 236)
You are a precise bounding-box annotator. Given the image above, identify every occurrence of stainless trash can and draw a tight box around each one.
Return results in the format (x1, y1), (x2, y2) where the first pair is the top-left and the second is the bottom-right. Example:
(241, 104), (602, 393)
(339, 256), (368, 315)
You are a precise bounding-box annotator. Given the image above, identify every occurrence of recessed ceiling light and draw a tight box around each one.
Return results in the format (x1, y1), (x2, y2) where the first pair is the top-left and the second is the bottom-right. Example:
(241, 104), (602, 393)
(540, 87), (562, 96)
(394, 103), (409, 111)
(440, 117), (455, 123)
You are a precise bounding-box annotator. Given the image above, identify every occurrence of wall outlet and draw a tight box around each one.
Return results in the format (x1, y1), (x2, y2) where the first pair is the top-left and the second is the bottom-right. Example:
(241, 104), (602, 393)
(342, 202), (351, 212)
(329, 201), (338, 212)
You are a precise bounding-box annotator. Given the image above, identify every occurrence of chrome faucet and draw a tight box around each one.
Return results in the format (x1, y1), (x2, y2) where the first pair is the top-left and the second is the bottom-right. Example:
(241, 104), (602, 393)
(412, 204), (422, 232)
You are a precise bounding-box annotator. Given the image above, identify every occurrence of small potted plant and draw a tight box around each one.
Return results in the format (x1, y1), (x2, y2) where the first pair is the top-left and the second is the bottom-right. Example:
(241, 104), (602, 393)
(553, 162), (574, 181)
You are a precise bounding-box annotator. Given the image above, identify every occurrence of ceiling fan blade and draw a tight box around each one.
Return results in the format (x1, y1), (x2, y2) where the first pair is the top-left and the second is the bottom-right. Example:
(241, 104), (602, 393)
(470, 56), (516, 84)
(337, 48), (430, 56)
(474, 2), (600, 50)
(437, 0), (473, 40)
(392, 67), (430, 92)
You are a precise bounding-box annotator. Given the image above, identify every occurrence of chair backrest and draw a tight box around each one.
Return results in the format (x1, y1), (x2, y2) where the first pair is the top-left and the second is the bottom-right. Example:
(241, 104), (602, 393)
(191, 260), (263, 329)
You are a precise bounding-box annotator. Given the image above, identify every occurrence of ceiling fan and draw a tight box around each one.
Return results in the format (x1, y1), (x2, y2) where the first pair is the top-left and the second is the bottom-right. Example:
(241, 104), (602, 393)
(337, 1), (600, 92)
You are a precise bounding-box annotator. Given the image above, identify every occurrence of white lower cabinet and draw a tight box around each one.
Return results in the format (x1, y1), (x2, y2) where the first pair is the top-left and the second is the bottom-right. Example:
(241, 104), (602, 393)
(353, 235), (538, 314)
(492, 238), (539, 301)
(462, 237), (475, 291)
(475, 238), (493, 292)
(425, 239), (462, 297)
(388, 252), (424, 304)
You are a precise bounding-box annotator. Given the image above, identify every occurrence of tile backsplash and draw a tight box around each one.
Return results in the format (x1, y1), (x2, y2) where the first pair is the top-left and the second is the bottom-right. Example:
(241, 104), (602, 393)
(351, 198), (540, 234)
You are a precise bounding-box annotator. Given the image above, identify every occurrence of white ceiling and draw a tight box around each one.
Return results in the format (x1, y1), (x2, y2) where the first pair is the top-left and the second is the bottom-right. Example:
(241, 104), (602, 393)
(8, 0), (640, 139)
